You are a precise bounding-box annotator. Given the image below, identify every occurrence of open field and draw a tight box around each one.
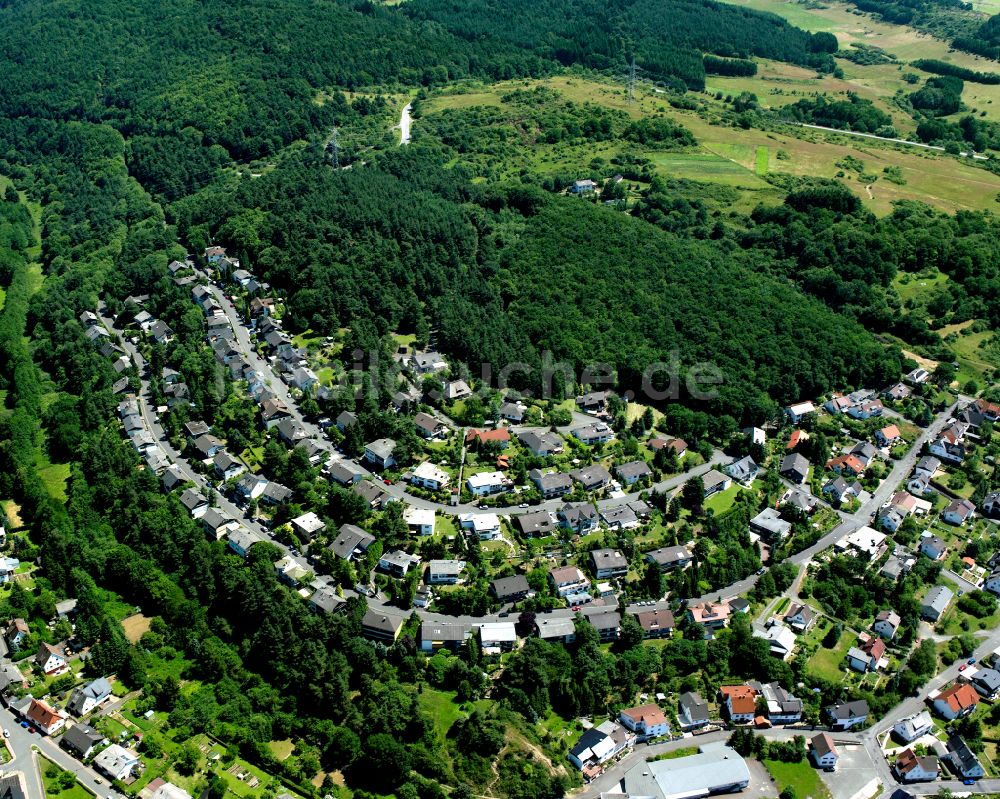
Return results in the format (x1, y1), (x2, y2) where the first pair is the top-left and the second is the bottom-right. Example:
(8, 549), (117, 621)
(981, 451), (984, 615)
(765, 758), (832, 799)
(728, 0), (1000, 124)
(122, 613), (153, 643)
(424, 73), (1000, 214)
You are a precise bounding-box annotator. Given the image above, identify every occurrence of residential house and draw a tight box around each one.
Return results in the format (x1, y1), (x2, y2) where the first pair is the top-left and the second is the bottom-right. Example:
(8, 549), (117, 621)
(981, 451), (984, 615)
(906, 368), (930, 385)
(825, 700), (869, 731)
(234, 473), (267, 502)
(967, 667), (1000, 701)
(750, 508), (792, 541)
(920, 534), (948, 561)
(567, 720), (634, 774)
(61, 723), (107, 759)
(213, 451), (246, 481)
(404, 506), (435, 536)
(590, 549), (628, 580)
(945, 735), (986, 780)
(810, 734), (839, 771)
(26, 699), (68, 736)
(758, 682), (802, 724)
(837, 525), (888, 559)
(364, 438), (397, 469)
(619, 705), (669, 741)
(983, 491), (1000, 518)
(360, 609), (405, 643)
(352, 480), (390, 510)
(518, 430), (564, 457)
(677, 692), (710, 730)
(490, 575), (531, 603)
(821, 477), (854, 505)
(428, 560), (465, 585)
(336, 411), (358, 432)
(531, 469), (573, 499)
(558, 503), (599, 535)
(893, 711), (934, 743)
(756, 623), (797, 661)
(932, 683), (980, 720)
(645, 545), (693, 571)
(466, 471), (509, 496)
(615, 460), (652, 486)
(459, 513), (501, 540)
(884, 382), (912, 401)
(35, 643), (68, 676)
(847, 399), (884, 420)
(687, 602), (731, 633)
(720, 685), (757, 724)
(465, 428), (510, 449)
(94, 744), (142, 781)
(409, 351), (448, 375)
(536, 617), (576, 644)
(632, 608), (674, 639)
(499, 402), (526, 422)
(378, 550), (421, 578)
(5, 618), (28, 652)
(921, 585), (954, 621)
(600, 504), (639, 530)
(549, 566), (590, 597)
(308, 587), (346, 616)
(67, 676), (113, 717)
(873, 610), (901, 640)
(787, 429), (809, 450)
(276, 418), (309, 447)
(702, 470), (731, 496)
(420, 621), (473, 653)
(930, 434), (967, 464)
(571, 422), (615, 446)
(783, 603), (815, 633)
(894, 749), (939, 783)
(515, 510), (557, 536)
(826, 455), (866, 477)
(570, 179), (598, 195)
(587, 610), (621, 642)
(569, 463), (611, 491)
(191, 434), (224, 459)
(876, 424), (902, 448)
(479, 622), (518, 654)
(291, 511), (326, 540)
(785, 401), (816, 423)
(986, 567), (1000, 596)
(444, 380), (472, 401)
(411, 461), (451, 491)
(847, 637), (885, 673)
(943, 498), (976, 526)
(724, 456), (759, 486)
(413, 412), (447, 440)
(328, 461), (363, 487)
(161, 465), (187, 492)
(851, 441), (878, 468)
(273, 555), (310, 587)
(330, 525), (376, 561)
(779, 453), (810, 484)
(576, 390), (610, 412)
(649, 437), (688, 458)
(915, 456), (941, 479)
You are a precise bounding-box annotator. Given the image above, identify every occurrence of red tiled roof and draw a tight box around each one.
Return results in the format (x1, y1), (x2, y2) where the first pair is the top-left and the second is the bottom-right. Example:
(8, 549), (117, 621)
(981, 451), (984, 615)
(937, 683), (979, 714)
(621, 704), (667, 727)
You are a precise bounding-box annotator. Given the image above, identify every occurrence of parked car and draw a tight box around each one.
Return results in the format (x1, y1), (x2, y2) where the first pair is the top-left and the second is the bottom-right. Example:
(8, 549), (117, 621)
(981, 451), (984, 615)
(969, 658), (977, 664)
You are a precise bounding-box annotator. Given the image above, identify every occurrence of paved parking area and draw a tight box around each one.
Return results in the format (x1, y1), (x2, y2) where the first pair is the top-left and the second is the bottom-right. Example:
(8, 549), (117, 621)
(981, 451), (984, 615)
(746, 758), (779, 799)
(820, 743), (880, 799)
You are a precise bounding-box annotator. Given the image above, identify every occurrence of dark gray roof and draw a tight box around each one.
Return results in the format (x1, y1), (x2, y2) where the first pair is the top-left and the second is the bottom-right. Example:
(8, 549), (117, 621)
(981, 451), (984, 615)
(491, 574), (530, 598)
(330, 524), (376, 560)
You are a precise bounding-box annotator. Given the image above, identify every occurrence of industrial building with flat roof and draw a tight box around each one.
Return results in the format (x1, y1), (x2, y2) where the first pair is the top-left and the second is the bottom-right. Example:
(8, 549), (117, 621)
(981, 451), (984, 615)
(613, 742), (751, 799)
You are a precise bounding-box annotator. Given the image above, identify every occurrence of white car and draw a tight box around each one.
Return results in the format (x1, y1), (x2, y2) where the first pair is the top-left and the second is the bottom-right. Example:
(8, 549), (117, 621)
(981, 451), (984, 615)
(2, 729), (8, 738)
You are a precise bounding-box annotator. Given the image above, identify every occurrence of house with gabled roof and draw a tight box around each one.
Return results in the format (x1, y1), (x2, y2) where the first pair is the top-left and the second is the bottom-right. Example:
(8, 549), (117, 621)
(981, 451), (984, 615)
(810, 733), (838, 771)
(619, 705), (669, 740)
(67, 676), (113, 716)
(825, 700), (869, 730)
(933, 683), (980, 720)
(35, 642), (68, 676)
(677, 692), (709, 730)
(894, 749), (938, 783)
(724, 456), (759, 486)
(26, 698), (68, 736)
(873, 610), (901, 640)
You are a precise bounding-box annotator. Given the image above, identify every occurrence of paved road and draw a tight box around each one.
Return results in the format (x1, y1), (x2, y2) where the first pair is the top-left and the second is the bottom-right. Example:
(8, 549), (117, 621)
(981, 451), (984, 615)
(398, 103), (412, 145)
(795, 123), (987, 160)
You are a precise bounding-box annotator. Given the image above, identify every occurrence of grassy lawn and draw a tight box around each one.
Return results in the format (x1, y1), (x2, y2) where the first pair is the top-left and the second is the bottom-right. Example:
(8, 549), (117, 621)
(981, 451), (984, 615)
(651, 746), (699, 761)
(755, 145), (768, 176)
(417, 686), (490, 742)
(36, 459), (70, 503)
(764, 759), (831, 799)
(807, 630), (854, 682)
(704, 484), (742, 514)
(40, 755), (94, 799)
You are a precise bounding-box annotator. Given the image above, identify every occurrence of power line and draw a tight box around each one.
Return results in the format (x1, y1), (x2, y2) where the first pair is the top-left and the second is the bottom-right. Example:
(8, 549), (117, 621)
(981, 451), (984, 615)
(326, 125), (340, 169)
(627, 55), (638, 104)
